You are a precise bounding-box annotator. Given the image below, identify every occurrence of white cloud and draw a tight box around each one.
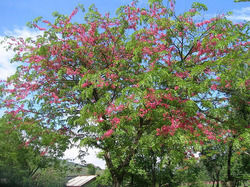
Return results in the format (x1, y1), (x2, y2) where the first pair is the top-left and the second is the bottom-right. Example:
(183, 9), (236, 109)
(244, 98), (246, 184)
(0, 41), (15, 80)
(0, 27), (63, 81)
(0, 27), (41, 80)
(64, 146), (106, 169)
(4, 27), (42, 39)
(233, 6), (250, 15)
(197, 6), (250, 23)
(227, 7), (250, 21)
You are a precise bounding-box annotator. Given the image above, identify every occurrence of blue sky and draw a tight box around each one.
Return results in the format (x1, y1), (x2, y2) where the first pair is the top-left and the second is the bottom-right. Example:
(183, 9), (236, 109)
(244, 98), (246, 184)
(0, 0), (249, 35)
(0, 0), (249, 168)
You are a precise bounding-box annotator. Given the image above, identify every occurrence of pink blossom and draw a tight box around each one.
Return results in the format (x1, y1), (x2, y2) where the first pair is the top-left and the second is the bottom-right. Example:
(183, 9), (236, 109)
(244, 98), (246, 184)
(225, 83), (231, 88)
(69, 8), (78, 20)
(211, 84), (217, 90)
(196, 23), (201, 27)
(25, 141), (30, 147)
(43, 20), (51, 24)
(81, 82), (88, 88)
(134, 100), (139, 103)
(197, 123), (203, 129)
(170, 0), (175, 11)
(116, 105), (125, 111)
(105, 107), (113, 115)
(189, 8), (196, 13)
(33, 24), (46, 31)
(216, 77), (221, 80)
(97, 117), (104, 122)
(52, 92), (58, 100)
(97, 82), (104, 87)
(207, 135), (216, 140)
(128, 94), (135, 99)
(40, 151), (47, 156)
(111, 117), (120, 125)
(141, 10), (147, 15)
(104, 129), (113, 137)
(156, 128), (161, 136)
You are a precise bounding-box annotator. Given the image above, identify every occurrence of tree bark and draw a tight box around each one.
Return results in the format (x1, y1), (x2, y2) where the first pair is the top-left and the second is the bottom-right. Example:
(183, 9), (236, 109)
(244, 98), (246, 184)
(216, 172), (220, 187)
(112, 177), (122, 187)
(130, 174), (134, 187)
(151, 149), (157, 187)
(227, 141), (233, 187)
(216, 179), (220, 187)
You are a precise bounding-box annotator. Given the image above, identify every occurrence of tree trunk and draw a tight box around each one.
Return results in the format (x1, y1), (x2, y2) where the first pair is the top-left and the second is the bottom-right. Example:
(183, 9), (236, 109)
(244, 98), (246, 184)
(151, 151), (157, 187)
(216, 180), (220, 187)
(216, 170), (220, 187)
(113, 180), (121, 187)
(227, 141), (233, 186)
(104, 152), (124, 187)
(211, 174), (215, 187)
(130, 174), (134, 187)
(112, 176), (123, 187)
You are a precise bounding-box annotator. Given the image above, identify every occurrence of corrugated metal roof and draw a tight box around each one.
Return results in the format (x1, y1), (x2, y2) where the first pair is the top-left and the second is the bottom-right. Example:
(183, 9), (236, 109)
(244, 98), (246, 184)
(66, 175), (97, 187)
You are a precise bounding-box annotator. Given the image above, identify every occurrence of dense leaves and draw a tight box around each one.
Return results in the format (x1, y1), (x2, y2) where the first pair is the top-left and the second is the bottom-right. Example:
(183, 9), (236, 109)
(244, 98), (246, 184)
(0, 115), (69, 187)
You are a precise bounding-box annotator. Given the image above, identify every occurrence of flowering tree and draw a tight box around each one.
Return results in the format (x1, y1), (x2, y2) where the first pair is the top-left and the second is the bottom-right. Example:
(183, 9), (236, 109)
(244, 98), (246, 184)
(1, 0), (249, 186)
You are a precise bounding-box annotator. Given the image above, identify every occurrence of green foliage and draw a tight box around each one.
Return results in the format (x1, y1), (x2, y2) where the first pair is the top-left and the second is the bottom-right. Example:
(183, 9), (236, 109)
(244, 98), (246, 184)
(0, 115), (68, 187)
(95, 169), (112, 186)
(87, 163), (97, 175)
(234, 0), (250, 2)
(191, 2), (208, 11)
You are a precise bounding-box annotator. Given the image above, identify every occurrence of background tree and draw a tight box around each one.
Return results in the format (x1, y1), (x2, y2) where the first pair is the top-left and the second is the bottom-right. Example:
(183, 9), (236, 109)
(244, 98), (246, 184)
(201, 142), (226, 187)
(86, 163), (97, 175)
(0, 115), (69, 187)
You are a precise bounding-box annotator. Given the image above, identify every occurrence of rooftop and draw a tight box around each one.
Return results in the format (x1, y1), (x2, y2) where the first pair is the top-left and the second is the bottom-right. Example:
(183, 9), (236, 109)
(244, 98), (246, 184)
(66, 175), (97, 187)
